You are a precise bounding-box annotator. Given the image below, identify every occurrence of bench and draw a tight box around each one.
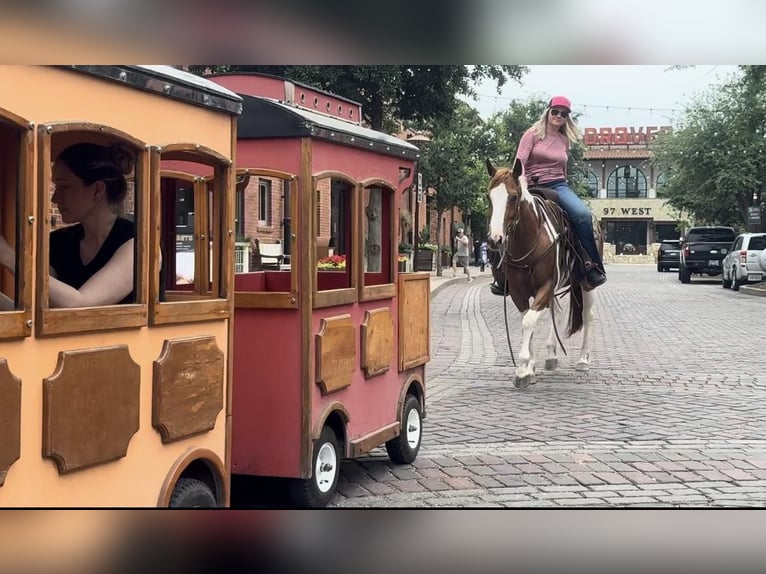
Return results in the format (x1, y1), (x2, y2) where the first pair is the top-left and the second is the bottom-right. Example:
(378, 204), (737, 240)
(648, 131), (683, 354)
(252, 239), (287, 270)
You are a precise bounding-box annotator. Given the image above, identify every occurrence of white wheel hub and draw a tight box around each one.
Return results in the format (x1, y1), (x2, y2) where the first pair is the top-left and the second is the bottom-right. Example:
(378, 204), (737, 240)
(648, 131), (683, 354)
(314, 441), (337, 493)
(406, 407), (421, 449)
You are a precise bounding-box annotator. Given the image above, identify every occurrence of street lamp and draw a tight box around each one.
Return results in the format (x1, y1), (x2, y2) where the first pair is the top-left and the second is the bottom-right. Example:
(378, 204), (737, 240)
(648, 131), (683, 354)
(409, 132), (431, 271)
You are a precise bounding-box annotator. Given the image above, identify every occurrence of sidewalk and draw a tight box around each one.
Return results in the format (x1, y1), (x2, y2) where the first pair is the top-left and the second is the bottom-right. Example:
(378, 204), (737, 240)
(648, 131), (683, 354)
(428, 265), (494, 296)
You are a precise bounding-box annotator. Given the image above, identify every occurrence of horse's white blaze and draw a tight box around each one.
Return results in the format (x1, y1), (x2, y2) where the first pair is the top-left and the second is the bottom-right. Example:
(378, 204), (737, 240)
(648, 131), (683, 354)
(488, 184), (507, 243)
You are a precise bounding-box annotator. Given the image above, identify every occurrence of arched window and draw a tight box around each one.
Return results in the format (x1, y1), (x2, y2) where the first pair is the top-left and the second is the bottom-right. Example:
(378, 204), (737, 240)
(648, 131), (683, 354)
(585, 170), (599, 197)
(655, 171), (669, 196)
(607, 165), (647, 198)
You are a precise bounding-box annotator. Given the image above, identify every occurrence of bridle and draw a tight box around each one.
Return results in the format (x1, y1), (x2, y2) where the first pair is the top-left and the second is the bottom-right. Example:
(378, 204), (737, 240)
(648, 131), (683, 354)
(498, 183), (554, 270)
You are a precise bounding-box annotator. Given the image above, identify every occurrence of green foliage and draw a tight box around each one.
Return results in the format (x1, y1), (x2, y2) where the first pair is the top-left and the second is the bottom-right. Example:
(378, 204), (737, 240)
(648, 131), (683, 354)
(417, 226), (431, 246)
(186, 65), (527, 131)
(651, 66), (766, 227)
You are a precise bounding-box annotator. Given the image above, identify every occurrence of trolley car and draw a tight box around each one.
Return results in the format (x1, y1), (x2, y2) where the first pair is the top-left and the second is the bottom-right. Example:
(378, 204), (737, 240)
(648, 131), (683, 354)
(0, 66), (430, 507)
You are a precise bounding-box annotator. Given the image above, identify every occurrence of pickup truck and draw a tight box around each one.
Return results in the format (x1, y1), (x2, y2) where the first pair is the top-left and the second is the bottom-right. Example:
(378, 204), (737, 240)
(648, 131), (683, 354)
(678, 226), (737, 284)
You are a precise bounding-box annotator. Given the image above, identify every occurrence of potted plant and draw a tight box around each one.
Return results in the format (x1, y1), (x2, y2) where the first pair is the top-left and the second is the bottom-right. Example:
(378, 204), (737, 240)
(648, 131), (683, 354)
(416, 242), (437, 271)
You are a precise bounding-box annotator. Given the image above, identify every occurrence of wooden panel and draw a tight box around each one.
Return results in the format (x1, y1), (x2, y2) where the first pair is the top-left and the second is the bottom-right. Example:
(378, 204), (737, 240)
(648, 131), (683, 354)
(0, 359), (21, 486)
(153, 336), (224, 443)
(315, 314), (355, 395)
(361, 308), (393, 378)
(42, 346), (140, 474)
(398, 272), (431, 370)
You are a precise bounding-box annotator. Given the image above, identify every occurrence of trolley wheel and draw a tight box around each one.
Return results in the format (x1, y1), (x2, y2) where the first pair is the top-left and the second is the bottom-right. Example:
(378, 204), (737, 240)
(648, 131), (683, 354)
(169, 477), (218, 508)
(385, 394), (423, 465)
(289, 426), (340, 508)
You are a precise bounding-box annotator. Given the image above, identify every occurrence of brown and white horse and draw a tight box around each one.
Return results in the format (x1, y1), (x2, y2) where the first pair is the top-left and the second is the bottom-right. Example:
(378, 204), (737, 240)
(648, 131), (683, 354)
(486, 158), (595, 388)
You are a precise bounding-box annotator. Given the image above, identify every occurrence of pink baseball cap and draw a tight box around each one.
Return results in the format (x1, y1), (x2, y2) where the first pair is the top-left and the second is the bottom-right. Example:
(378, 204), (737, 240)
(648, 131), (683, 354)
(548, 96), (571, 111)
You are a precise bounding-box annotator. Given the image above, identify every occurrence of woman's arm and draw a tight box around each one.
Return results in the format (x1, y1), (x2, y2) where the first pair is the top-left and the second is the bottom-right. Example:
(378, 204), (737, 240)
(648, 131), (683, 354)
(48, 239), (135, 308)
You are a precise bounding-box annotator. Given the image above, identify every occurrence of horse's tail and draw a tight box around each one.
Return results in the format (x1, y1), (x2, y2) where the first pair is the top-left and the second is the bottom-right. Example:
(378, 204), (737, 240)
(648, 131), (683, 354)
(567, 280), (584, 336)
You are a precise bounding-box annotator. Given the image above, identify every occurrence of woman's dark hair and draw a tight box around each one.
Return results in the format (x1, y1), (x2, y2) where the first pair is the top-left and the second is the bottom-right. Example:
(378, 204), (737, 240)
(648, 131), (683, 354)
(56, 142), (134, 204)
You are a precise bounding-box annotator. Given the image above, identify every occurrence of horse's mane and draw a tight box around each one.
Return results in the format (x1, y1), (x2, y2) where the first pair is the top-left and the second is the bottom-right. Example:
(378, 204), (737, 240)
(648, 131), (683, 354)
(487, 167), (513, 190)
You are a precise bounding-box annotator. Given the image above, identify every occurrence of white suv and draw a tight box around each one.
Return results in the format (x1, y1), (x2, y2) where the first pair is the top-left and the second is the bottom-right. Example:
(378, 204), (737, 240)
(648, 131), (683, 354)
(721, 232), (766, 290)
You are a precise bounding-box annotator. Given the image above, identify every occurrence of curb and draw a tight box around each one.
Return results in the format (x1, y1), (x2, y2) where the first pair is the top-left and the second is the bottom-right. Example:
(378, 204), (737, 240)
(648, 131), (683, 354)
(739, 285), (766, 297)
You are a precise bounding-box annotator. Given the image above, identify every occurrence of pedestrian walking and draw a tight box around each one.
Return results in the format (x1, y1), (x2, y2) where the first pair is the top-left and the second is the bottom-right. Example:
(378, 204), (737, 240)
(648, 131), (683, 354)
(452, 228), (473, 283)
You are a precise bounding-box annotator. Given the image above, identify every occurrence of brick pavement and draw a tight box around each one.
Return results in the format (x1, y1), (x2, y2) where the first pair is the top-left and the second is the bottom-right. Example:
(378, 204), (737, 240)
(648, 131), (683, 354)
(330, 264), (766, 507)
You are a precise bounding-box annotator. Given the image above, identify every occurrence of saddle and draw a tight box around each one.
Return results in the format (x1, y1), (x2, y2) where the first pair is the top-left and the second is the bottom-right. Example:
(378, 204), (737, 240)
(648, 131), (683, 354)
(528, 186), (591, 279)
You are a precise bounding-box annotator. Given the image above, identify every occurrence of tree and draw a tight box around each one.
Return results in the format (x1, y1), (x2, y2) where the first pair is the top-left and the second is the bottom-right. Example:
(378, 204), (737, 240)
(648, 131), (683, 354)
(651, 66), (766, 228)
(186, 65), (527, 130)
(417, 102), (491, 275)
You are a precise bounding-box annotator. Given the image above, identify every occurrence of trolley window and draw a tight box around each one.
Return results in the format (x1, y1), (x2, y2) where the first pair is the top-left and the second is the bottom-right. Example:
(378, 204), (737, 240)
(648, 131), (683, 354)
(232, 168), (298, 309)
(314, 174), (357, 308)
(35, 123), (147, 337)
(0, 111), (33, 339)
(360, 181), (395, 301)
(152, 144), (232, 325)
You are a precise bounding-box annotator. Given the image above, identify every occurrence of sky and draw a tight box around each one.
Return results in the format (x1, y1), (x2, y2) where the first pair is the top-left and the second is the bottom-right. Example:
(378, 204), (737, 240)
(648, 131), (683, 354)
(465, 65), (743, 130)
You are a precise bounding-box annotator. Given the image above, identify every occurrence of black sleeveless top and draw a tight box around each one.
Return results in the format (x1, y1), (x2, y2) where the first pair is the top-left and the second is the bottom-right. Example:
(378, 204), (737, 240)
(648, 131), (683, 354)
(50, 217), (135, 304)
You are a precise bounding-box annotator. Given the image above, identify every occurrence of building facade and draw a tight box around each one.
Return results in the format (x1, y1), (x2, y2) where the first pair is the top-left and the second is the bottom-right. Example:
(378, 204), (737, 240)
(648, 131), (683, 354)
(581, 124), (684, 262)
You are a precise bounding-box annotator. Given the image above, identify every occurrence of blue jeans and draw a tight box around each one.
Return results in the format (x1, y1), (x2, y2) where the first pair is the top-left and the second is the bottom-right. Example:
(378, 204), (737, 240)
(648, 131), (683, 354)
(544, 181), (604, 270)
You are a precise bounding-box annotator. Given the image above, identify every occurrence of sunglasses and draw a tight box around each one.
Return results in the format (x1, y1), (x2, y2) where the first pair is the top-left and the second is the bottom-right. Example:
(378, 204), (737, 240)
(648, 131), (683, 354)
(550, 109), (569, 118)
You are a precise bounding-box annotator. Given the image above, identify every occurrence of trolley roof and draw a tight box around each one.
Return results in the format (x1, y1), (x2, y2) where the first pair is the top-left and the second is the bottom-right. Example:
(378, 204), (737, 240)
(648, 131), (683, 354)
(236, 94), (420, 160)
(58, 65), (243, 115)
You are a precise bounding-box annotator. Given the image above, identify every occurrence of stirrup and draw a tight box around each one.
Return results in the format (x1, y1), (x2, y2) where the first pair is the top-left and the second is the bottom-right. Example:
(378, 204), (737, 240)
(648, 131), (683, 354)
(490, 281), (505, 296)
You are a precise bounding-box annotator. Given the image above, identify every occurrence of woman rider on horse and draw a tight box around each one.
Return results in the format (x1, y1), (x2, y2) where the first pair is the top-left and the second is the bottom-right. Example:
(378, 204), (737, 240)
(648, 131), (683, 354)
(490, 95), (607, 295)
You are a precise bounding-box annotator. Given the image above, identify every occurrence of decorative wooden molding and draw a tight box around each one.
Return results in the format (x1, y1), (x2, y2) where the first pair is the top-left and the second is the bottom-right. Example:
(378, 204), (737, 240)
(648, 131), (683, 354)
(398, 272), (431, 371)
(42, 346), (140, 474)
(315, 314), (355, 395)
(0, 359), (21, 486)
(153, 336), (225, 443)
(361, 308), (393, 378)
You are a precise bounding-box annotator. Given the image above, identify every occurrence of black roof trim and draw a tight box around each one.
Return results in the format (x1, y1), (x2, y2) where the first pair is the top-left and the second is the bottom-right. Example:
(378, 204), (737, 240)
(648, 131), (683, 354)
(60, 65), (243, 115)
(237, 95), (419, 161)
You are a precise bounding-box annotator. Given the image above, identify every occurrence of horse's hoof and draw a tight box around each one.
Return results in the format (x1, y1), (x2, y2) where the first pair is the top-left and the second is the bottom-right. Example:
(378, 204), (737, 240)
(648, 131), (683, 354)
(514, 374), (534, 389)
(575, 361), (590, 372)
(544, 358), (559, 371)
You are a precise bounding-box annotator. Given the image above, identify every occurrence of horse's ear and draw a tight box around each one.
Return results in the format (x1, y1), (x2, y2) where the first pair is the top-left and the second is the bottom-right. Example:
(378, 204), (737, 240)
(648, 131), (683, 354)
(486, 158), (496, 177)
(512, 158), (523, 179)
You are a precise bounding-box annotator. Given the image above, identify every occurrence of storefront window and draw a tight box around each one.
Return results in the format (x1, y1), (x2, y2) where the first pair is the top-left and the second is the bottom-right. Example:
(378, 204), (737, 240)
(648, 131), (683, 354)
(604, 221), (648, 255)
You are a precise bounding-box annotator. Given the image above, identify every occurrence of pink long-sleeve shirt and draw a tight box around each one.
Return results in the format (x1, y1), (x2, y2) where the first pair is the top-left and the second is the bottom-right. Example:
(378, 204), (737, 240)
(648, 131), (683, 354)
(515, 127), (569, 185)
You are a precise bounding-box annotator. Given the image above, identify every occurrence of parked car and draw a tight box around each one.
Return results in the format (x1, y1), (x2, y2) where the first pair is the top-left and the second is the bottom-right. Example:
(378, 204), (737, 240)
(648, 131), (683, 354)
(656, 239), (681, 272)
(721, 232), (766, 290)
(678, 226), (737, 283)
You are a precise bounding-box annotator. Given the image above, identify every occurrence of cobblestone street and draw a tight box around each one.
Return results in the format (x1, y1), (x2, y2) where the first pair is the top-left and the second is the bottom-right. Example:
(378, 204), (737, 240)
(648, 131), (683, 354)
(331, 265), (766, 507)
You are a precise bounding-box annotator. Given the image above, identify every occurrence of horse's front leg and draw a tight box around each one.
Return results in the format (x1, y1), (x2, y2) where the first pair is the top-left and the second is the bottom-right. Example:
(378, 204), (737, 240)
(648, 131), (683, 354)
(514, 281), (554, 388)
(576, 289), (595, 371)
(514, 308), (539, 388)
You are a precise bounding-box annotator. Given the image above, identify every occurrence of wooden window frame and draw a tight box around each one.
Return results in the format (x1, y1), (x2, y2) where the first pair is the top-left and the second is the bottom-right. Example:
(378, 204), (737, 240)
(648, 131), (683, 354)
(150, 144), (233, 326)
(358, 179), (396, 302)
(0, 109), (34, 340)
(35, 122), (149, 337)
(232, 168), (299, 310)
(312, 172), (357, 309)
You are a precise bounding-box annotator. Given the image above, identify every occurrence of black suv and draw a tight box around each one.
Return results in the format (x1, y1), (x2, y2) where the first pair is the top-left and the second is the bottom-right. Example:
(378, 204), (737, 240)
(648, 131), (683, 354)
(656, 239), (681, 272)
